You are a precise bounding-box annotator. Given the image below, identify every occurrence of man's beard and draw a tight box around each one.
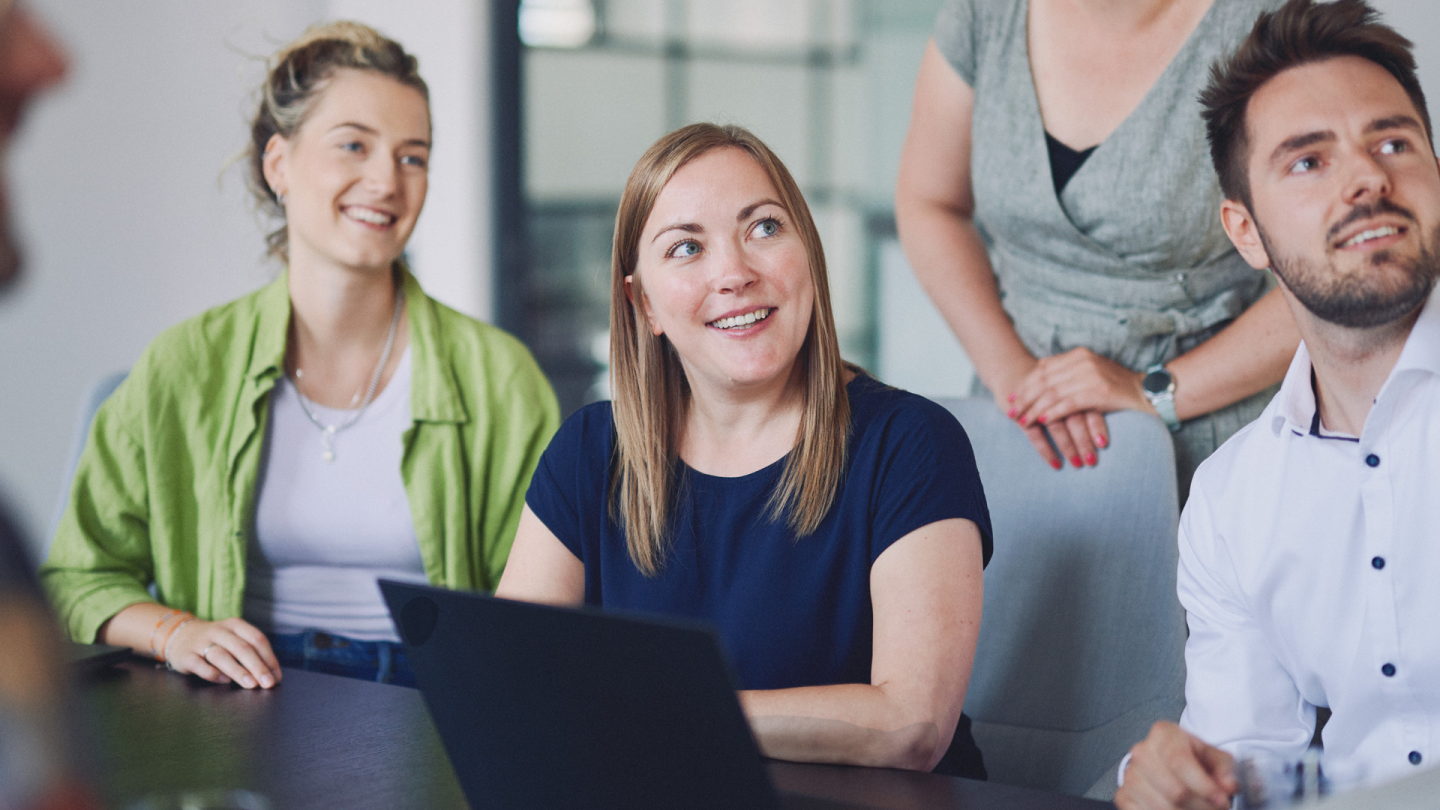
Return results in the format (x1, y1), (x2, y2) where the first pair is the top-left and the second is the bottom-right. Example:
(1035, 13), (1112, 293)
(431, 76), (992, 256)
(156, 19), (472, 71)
(1258, 202), (1440, 329)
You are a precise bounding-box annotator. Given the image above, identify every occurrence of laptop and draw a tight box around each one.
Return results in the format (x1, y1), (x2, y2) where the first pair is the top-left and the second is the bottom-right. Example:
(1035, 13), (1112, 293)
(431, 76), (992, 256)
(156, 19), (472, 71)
(379, 580), (873, 810)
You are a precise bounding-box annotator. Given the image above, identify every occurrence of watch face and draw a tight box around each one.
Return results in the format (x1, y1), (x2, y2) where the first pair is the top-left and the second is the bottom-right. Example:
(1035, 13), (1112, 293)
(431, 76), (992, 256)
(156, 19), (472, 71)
(1142, 369), (1173, 395)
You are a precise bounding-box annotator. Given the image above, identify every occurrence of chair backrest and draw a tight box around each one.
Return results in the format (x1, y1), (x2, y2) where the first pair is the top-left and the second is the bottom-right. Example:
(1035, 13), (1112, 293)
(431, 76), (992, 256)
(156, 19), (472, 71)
(939, 398), (1186, 799)
(47, 372), (129, 545)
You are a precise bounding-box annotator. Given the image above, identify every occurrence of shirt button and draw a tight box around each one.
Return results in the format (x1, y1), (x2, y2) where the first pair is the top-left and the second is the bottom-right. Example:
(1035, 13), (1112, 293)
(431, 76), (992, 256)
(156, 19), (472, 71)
(1410, 751), (1423, 765)
(1366, 454), (1381, 467)
(1382, 663), (1397, 677)
(1372, 556), (1386, 569)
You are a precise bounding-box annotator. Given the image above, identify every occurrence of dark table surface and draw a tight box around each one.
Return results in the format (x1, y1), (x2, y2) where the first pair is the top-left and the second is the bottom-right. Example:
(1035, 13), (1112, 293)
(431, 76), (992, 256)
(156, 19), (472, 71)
(78, 658), (1110, 810)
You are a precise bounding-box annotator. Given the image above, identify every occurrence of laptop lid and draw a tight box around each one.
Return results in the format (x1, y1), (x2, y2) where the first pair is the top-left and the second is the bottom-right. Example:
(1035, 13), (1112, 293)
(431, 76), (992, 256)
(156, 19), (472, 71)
(380, 580), (782, 810)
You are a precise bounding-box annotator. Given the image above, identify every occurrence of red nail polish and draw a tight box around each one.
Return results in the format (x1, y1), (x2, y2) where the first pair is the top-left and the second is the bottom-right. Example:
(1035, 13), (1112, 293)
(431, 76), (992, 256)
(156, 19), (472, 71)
(1096, 435), (1108, 448)
(1037, 415), (1047, 425)
(1007, 393), (1016, 402)
(1050, 459), (1062, 470)
(1070, 456), (1082, 467)
(1007, 408), (1017, 418)
(1085, 452), (1097, 465)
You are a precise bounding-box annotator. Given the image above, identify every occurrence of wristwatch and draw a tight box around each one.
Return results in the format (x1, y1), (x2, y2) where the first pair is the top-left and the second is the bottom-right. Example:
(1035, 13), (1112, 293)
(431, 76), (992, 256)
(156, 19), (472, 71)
(1141, 364), (1181, 432)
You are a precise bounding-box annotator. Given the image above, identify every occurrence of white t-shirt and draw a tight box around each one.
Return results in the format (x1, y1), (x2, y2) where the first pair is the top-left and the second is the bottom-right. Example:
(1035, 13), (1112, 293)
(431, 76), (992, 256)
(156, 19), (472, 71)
(244, 347), (428, 642)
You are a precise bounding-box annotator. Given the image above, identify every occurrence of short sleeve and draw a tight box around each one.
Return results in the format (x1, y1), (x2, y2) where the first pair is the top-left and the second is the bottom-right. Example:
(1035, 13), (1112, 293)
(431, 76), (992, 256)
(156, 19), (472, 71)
(524, 404), (610, 563)
(867, 396), (993, 567)
(933, 0), (980, 87)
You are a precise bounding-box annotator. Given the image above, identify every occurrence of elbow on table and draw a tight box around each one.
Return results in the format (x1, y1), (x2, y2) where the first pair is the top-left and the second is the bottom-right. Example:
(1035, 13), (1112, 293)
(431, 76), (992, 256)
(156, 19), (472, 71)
(868, 720), (946, 772)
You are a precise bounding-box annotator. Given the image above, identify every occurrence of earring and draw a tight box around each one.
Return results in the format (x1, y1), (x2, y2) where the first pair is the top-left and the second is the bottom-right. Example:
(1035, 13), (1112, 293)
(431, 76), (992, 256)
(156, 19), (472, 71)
(276, 191), (286, 207)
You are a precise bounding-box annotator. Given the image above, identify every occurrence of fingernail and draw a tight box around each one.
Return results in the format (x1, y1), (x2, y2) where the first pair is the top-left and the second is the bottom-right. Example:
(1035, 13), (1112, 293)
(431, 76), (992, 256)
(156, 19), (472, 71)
(1085, 452), (1097, 465)
(1037, 415), (1047, 425)
(1096, 435), (1108, 448)
(1050, 459), (1062, 470)
(242, 677), (256, 688)
(260, 676), (274, 688)
(1007, 393), (1016, 402)
(1018, 416), (1028, 426)
(1069, 456), (1082, 468)
(1007, 408), (1017, 419)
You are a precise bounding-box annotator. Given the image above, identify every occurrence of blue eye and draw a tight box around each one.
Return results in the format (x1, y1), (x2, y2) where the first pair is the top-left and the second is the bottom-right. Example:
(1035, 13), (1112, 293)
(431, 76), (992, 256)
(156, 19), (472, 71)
(667, 239), (701, 259)
(341, 141), (364, 153)
(752, 218), (780, 238)
(1289, 155), (1320, 174)
(401, 154), (427, 168)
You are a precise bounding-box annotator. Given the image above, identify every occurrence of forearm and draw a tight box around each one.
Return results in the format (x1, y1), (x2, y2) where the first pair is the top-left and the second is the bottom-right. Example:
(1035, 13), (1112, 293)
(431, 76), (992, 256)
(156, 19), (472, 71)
(1168, 288), (1299, 421)
(739, 683), (952, 771)
(896, 200), (1036, 394)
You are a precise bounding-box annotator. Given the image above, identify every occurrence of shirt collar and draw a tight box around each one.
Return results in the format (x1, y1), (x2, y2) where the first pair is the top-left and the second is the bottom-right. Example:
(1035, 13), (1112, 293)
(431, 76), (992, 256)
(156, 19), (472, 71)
(1272, 284), (1440, 437)
(244, 266), (468, 424)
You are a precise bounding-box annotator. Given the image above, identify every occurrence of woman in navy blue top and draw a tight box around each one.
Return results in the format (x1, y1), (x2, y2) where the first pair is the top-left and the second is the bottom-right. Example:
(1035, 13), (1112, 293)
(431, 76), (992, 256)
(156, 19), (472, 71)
(498, 123), (992, 778)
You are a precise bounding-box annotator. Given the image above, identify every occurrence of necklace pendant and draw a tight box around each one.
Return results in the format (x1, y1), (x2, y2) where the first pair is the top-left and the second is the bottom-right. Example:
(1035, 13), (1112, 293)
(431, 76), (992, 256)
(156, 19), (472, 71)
(322, 449), (336, 463)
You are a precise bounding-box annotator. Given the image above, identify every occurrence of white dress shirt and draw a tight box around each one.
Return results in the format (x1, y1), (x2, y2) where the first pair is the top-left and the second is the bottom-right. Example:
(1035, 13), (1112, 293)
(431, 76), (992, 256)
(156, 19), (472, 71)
(1176, 286), (1440, 787)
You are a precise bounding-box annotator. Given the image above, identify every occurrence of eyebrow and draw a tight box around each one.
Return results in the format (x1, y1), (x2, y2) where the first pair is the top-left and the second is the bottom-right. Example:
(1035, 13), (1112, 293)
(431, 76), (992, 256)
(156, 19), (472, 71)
(329, 122), (431, 149)
(1270, 130), (1334, 165)
(1365, 114), (1425, 135)
(649, 198), (787, 244)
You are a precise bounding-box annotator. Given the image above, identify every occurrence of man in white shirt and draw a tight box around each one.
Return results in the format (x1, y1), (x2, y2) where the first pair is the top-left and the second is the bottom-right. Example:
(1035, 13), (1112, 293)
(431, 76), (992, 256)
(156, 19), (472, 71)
(1114, 1), (1440, 809)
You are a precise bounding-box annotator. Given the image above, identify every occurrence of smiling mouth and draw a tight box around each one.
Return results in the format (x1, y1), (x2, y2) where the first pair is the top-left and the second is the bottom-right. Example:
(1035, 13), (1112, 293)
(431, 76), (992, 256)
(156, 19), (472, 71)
(343, 206), (397, 227)
(1337, 225), (1405, 249)
(708, 308), (772, 330)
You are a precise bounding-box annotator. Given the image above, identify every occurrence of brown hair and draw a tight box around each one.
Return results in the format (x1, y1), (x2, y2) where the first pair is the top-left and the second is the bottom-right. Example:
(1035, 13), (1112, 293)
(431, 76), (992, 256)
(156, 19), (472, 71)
(246, 21), (429, 262)
(609, 123), (851, 576)
(1200, 0), (1431, 208)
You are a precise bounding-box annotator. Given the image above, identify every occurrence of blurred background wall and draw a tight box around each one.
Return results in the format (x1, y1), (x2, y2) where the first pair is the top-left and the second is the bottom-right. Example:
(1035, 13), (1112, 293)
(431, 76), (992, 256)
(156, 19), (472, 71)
(0, 0), (1436, 557)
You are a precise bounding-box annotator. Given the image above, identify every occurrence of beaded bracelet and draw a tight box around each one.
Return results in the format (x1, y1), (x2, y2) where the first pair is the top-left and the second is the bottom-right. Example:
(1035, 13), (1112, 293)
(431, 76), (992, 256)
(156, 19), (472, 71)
(153, 611), (195, 663)
(147, 609), (184, 660)
(161, 617), (198, 669)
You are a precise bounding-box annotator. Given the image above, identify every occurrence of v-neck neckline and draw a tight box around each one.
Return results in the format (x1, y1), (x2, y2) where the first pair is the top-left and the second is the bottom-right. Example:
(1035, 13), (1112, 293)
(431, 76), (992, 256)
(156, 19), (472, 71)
(1015, 0), (1223, 255)
(1021, 0), (1221, 184)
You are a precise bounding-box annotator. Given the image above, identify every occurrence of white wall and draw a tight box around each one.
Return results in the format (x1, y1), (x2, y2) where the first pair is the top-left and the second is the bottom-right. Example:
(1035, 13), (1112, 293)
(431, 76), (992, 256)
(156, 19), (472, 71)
(0, 1), (492, 556)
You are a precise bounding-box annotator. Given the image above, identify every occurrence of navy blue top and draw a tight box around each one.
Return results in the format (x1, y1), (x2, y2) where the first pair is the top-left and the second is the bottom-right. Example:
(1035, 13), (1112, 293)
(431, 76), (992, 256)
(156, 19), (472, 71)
(526, 375), (992, 777)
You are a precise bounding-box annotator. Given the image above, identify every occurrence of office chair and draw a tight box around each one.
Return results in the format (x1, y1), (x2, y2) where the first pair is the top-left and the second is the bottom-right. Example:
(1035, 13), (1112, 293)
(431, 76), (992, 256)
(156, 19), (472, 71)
(47, 371), (129, 545)
(940, 398), (1186, 800)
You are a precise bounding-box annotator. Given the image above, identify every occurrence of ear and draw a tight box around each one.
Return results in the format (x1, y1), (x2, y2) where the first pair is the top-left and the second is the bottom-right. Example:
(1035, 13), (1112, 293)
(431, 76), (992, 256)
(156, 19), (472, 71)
(1219, 198), (1272, 271)
(625, 275), (664, 337)
(261, 133), (289, 201)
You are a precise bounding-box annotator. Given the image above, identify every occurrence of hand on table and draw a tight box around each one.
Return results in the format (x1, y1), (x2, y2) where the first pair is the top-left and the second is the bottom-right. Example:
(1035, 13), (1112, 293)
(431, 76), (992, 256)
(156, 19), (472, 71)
(166, 617), (281, 689)
(1002, 348), (1155, 469)
(1115, 721), (1236, 810)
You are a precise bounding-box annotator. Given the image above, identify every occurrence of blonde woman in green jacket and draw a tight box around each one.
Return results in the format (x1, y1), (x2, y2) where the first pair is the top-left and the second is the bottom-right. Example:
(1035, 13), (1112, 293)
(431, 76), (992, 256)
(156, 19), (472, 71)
(41, 23), (558, 689)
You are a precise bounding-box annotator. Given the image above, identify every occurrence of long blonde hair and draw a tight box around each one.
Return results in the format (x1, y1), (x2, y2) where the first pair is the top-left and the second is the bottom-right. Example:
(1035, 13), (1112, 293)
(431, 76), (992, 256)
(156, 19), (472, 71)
(609, 123), (851, 576)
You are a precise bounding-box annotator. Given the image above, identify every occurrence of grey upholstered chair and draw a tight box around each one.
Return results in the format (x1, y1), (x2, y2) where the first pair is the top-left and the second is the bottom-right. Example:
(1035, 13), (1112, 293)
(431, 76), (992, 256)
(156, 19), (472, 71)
(939, 398), (1187, 800)
(48, 371), (129, 543)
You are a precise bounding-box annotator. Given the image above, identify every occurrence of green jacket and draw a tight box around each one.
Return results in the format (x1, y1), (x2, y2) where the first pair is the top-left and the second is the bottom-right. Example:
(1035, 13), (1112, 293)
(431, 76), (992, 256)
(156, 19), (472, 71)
(41, 271), (560, 643)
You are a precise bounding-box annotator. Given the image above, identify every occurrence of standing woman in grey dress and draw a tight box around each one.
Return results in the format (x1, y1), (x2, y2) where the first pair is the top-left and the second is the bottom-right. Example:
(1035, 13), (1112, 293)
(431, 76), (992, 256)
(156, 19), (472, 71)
(896, 0), (1299, 496)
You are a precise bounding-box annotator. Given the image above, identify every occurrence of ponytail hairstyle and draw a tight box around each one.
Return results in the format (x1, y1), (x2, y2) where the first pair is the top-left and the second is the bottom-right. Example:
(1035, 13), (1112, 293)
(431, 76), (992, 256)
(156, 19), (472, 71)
(246, 21), (429, 262)
(609, 123), (851, 576)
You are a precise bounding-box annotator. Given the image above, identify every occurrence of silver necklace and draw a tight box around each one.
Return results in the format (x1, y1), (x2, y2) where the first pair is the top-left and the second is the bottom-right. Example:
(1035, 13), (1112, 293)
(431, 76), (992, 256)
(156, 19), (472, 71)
(291, 288), (404, 462)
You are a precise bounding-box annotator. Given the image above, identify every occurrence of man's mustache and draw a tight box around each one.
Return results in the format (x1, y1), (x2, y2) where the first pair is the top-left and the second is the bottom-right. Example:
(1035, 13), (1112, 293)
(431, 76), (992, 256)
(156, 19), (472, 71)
(1326, 198), (1418, 244)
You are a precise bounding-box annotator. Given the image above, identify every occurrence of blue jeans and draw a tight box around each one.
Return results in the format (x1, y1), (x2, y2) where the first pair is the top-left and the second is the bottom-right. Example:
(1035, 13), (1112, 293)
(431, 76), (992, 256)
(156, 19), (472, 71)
(267, 630), (417, 688)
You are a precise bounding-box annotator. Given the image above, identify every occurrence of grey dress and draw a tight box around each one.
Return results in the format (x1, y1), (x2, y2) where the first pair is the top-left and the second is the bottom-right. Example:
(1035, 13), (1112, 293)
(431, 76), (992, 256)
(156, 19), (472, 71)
(934, 0), (1282, 498)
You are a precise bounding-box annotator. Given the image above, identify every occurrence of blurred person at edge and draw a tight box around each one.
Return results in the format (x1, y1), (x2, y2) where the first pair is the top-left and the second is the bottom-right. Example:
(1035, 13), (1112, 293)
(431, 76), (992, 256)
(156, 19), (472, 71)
(0, 3), (97, 810)
(1117, 1), (1440, 808)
